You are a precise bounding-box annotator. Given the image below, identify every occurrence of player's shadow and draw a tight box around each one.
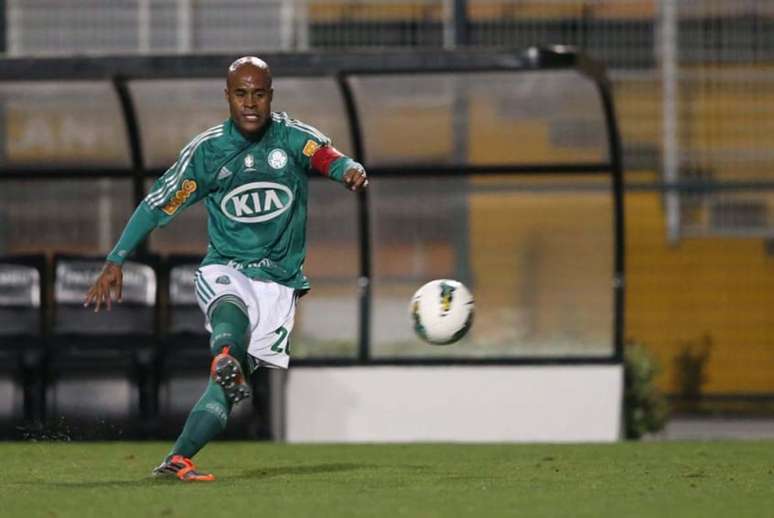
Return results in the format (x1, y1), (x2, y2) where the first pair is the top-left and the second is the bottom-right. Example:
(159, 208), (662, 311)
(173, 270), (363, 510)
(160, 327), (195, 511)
(26, 463), (410, 488)
(237, 462), (372, 480)
(24, 479), (164, 489)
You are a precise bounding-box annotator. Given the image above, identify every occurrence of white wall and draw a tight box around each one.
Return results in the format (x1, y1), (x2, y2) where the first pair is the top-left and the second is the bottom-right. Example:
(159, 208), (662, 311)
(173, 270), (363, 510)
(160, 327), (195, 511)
(286, 365), (622, 443)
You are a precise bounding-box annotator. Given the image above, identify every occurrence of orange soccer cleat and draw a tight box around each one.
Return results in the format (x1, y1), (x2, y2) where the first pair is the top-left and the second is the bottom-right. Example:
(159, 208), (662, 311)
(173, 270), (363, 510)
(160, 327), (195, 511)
(210, 346), (251, 404)
(152, 455), (215, 482)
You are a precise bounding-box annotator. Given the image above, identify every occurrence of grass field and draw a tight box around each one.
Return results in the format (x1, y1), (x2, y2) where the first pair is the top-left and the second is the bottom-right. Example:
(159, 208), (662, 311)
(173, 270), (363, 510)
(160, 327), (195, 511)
(1, 441), (773, 517)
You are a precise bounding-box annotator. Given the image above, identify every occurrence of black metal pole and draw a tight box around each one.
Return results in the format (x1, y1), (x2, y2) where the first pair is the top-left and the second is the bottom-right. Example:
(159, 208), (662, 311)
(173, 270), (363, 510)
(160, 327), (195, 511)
(0, 0), (7, 170)
(598, 80), (626, 363)
(0, 0), (6, 54)
(112, 76), (148, 255)
(337, 72), (371, 364)
(453, 0), (469, 46)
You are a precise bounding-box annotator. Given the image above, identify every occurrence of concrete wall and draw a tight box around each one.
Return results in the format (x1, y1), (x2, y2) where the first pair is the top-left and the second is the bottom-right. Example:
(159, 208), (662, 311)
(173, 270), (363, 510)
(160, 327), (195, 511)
(285, 365), (623, 442)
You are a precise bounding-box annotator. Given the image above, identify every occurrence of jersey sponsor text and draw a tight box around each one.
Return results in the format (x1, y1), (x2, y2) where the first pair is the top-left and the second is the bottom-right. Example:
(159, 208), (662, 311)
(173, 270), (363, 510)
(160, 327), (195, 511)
(220, 181), (293, 223)
(162, 179), (197, 215)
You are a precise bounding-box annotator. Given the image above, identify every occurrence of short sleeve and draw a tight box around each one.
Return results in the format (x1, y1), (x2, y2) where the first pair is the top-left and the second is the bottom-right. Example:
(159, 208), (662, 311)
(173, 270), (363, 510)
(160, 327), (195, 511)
(282, 116), (332, 171)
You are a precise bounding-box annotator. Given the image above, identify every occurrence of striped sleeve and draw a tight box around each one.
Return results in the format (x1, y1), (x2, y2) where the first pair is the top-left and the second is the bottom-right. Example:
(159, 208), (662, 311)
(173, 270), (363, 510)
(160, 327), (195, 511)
(144, 124), (223, 210)
(105, 125), (222, 264)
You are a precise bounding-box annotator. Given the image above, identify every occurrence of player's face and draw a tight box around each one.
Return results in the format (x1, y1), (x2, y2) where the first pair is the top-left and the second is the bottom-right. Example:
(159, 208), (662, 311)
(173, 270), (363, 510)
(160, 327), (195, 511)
(225, 66), (273, 137)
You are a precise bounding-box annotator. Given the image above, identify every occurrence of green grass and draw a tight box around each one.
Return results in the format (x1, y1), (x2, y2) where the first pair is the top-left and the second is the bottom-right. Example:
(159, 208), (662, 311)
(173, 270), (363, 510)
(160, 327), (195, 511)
(1, 441), (773, 517)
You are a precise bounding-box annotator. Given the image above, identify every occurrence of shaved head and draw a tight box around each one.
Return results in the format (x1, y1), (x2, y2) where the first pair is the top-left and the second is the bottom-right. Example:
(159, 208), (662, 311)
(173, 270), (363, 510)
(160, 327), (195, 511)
(227, 56), (272, 88)
(225, 56), (273, 137)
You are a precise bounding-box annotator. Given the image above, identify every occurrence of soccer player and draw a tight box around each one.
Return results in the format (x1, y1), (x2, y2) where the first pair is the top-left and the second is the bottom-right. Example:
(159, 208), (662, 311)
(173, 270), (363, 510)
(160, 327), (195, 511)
(83, 56), (368, 481)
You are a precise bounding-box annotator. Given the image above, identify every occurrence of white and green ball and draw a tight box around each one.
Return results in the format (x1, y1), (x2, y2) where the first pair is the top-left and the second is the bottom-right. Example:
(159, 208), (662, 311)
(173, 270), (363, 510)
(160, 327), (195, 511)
(410, 279), (474, 345)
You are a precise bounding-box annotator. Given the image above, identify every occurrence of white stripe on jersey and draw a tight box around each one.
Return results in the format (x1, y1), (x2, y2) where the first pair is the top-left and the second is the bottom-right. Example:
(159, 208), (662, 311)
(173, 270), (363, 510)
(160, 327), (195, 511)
(146, 124), (223, 201)
(146, 131), (223, 208)
(146, 125), (224, 207)
(145, 124), (223, 205)
(145, 125), (223, 205)
(272, 113), (328, 142)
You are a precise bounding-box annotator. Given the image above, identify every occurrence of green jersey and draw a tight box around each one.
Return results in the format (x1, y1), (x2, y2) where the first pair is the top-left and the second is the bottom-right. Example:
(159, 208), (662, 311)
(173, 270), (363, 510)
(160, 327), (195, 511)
(107, 113), (359, 290)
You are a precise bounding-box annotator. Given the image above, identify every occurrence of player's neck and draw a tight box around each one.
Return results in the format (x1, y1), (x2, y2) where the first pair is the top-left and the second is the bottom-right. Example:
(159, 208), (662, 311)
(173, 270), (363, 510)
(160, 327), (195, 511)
(232, 118), (271, 142)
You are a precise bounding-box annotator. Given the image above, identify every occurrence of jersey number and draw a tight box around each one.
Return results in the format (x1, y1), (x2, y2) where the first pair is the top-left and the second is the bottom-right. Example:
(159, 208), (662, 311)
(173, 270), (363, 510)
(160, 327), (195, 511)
(270, 326), (289, 354)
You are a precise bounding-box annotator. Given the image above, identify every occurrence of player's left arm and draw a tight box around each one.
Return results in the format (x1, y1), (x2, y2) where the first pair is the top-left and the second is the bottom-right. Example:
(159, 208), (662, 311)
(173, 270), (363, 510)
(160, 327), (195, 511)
(285, 118), (368, 192)
(311, 145), (368, 192)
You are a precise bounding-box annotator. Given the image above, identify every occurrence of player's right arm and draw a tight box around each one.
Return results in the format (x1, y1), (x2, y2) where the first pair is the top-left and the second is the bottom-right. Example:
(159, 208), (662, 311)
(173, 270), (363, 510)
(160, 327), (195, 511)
(84, 128), (219, 311)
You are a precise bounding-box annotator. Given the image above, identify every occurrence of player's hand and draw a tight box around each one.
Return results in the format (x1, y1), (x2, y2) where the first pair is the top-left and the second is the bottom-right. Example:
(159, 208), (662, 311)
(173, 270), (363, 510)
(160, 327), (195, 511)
(83, 262), (124, 312)
(343, 167), (368, 192)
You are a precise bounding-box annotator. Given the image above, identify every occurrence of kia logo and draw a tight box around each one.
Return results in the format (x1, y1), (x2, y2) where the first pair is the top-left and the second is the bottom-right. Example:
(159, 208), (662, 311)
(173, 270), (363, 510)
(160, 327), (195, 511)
(220, 182), (294, 223)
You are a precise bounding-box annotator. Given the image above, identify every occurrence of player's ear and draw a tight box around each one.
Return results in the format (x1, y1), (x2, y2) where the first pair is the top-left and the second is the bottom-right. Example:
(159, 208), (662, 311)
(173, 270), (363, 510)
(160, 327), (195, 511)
(224, 87), (230, 101)
(268, 88), (274, 102)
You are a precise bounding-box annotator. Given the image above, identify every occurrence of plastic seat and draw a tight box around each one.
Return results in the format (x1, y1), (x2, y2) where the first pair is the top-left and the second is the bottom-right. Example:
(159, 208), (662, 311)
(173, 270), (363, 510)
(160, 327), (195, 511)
(166, 255), (208, 355)
(0, 255), (46, 437)
(47, 255), (159, 438)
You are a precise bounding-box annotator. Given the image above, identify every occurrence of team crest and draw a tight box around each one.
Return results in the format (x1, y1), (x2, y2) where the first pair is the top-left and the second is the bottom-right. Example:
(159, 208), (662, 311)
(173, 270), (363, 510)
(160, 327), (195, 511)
(215, 275), (231, 285)
(268, 149), (288, 170)
(244, 154), (255, 169)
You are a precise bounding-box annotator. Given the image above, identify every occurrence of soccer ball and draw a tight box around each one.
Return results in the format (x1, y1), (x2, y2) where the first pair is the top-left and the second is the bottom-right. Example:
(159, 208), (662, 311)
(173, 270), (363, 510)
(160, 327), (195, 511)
(410, 279), (474, 345)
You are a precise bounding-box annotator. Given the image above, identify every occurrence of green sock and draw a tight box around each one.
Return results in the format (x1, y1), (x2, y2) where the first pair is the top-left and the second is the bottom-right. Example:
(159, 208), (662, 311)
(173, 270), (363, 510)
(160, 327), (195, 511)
(169, 380), (232, 458)
(169, 298), (251, 459)
(209, 298), (250, 369)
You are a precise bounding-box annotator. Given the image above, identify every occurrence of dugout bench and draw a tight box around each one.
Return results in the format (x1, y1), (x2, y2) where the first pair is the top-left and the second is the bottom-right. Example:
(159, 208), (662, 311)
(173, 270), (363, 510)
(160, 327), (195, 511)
(0, 254), (46, 437)
(45, 255), (159, 438)
(0, 253), (274, 439)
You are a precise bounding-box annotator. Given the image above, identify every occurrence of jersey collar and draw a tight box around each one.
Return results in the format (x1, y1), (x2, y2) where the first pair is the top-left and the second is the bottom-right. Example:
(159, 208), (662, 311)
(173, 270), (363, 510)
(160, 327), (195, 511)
(226, 117), (274, 145)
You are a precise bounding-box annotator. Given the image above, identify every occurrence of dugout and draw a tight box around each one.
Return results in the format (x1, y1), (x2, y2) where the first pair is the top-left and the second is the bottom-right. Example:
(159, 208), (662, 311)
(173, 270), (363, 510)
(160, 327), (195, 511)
(0, 47), (624, 442)
(0, 254), (46, 436)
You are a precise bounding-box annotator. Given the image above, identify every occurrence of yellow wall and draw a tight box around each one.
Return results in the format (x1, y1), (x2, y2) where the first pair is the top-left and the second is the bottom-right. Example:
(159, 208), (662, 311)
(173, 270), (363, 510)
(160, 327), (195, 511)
(463, 184), (774, 394)
(305, 9), (774, 396)
(468, 185), (614, 350)
(463, 83), (774, 394)
(625, 192), (774, 394)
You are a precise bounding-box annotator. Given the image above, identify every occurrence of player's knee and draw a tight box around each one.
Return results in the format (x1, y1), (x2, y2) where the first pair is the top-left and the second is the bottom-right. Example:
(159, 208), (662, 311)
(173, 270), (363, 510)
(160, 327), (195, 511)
(209, 296), (249, 326)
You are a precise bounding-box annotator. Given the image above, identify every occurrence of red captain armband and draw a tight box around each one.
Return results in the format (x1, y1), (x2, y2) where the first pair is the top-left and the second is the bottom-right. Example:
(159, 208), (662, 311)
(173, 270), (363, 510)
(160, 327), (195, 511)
(310, 145), (344, 176)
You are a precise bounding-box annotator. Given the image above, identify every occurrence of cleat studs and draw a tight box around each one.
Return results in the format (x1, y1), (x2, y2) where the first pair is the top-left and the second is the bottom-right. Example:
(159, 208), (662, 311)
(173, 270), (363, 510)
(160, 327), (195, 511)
(212, 356), (251, 405)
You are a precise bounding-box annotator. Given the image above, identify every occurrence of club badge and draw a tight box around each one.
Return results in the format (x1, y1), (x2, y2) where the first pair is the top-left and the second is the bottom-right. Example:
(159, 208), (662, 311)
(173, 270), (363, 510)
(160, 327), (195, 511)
(268, 149), (288, 170)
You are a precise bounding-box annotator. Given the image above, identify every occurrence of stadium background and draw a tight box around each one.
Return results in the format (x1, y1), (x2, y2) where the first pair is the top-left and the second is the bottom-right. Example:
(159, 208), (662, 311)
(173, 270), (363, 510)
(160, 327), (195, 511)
(0, 0), (772, 437)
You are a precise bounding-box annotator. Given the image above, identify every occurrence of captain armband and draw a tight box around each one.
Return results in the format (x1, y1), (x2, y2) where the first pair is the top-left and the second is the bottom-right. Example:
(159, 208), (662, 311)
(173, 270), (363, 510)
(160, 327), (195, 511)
(310, 145), (345, 177)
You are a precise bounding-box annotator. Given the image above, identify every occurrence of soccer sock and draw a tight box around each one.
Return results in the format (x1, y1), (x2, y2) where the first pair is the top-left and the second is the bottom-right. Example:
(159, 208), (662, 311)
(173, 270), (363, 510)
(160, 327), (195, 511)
(169, 379), (232, 459)
(209, 299), (250, 369)
(168, 299), (251, 460)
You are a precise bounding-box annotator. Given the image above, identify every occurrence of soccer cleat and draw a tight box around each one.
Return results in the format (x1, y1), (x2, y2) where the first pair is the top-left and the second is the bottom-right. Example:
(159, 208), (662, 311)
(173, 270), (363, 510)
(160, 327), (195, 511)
(152, 455), (215, 482)
(211, 346), (252, 405)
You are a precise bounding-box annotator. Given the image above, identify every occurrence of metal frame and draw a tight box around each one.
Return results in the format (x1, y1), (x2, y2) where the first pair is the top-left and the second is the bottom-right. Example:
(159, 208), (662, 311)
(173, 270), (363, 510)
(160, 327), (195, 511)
(0, 47), (626, 367)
